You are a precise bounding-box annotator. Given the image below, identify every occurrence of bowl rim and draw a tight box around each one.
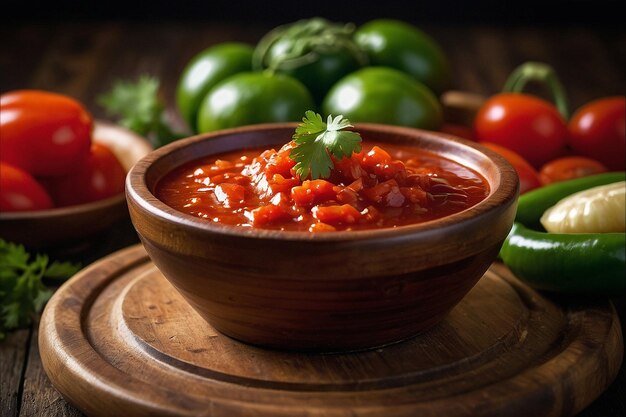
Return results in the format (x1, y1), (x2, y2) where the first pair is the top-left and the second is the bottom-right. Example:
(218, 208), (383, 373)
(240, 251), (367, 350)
(0, 193), (126, 220)
(127, 122), (519, 242)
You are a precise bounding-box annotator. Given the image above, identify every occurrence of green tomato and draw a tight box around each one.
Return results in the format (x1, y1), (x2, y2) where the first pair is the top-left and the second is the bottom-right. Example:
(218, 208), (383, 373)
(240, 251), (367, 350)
(266, 44), (362, 105)
(196, 72), (314, 132)
(322, 67), (442, 130)
(254, 18), (366, 105)
(354, 19), (450, 94)
(176, 43), (253, 132)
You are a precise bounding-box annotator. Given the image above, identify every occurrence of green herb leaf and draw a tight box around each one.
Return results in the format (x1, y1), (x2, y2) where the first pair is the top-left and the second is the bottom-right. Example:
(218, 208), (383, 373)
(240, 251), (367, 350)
(0, 239), (81, 340)
(98, 75), (163, 137)
(290, 111), (362, 180)
(98, 75), (186, 148)
(44, 261), (82, 280)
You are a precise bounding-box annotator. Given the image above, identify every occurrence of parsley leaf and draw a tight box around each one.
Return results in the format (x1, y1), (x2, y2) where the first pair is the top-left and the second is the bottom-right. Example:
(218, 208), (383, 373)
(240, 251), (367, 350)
(98, 75), (186, 148)
(0, 239), (81, 340)
(290, 111), (362, 180)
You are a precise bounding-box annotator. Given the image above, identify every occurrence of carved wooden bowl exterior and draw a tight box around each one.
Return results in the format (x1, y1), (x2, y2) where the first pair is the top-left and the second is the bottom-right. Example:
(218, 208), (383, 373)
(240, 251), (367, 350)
(126, 123), (519, 351)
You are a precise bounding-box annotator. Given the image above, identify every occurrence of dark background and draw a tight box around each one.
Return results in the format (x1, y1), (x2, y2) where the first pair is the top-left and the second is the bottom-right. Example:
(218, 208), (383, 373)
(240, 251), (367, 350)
(2, 0), (625, 26)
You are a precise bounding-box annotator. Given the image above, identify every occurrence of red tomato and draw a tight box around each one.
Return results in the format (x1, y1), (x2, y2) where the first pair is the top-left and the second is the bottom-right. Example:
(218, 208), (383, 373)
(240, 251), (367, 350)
(0, 162), (54, 212)
(474, 93), (568, 168)
(0, 90), (92, 176)
(539, 156), (608, 185)
(480, 142), (542, 194)
(43, 143), (126, 207)
(568, 96), (625, 170)
(440, 123), (475, 141)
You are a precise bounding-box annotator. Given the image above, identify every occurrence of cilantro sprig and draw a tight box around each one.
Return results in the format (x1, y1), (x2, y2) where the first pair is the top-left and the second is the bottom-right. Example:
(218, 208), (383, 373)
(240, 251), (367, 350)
(0, 239), (81, 340)
(98, 75), (186, 148)
(290, 111), (362, 180)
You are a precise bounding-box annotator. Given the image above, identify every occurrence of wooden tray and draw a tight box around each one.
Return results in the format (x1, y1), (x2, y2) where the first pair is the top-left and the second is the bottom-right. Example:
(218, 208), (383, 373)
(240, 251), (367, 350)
(39, 244), (623, 417)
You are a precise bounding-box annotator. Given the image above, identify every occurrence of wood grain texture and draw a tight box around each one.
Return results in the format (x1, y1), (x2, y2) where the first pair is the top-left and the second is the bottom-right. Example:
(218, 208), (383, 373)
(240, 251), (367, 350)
(19, 324), (82, 417)
(0, 329), (30, 417)
(126, 123), (518, 350)
(38, 244), (623, 417)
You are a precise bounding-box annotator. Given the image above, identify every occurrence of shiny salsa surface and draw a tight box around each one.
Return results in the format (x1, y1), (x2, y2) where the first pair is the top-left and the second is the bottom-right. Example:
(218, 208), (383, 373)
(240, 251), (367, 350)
(155, 140), (489, 232)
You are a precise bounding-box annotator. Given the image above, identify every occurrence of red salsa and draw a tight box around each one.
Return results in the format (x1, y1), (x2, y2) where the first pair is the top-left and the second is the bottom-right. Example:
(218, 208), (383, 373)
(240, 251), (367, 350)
(156, 141), (489, 232)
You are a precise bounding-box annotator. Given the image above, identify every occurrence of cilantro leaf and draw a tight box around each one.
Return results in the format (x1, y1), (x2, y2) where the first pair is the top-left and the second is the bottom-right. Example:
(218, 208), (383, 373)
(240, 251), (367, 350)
(290, 111), (362, 180)
(98, 75), (186, 148)
(0, 239), (81, 340)
(44, 261), (83, 280)
(98, 75), (163, 137)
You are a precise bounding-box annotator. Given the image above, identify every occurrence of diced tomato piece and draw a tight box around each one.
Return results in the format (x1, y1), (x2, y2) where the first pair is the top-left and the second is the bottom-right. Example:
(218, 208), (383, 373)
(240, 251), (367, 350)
(214, 159), (234, 169)
(290, 185), (310, 206)
(388, 160), (407, 181)
(201, 160), (236, 178)
(311, 204), (361, 225)
(362, 179), (407, 207)
(268, 174), (300, 194)
(400, 186), (429, 205)
(347, 178), (364, 192)
(362, 146), (392, 169)
(230, 174), (251, 186)
(362, 182), (390, 204)
(210, 174), (225, 184)
(269, 192), (289, 206)
(277, 141), (297, 154)
(250, 204), (292, 226)
(265, 149), (296, 178)
(332, 154), (365, 181)
(361, 179), (396, 204)
(361, 146), (407, 180)
(214, 183), (246, 207)
(309, 222), (337, 232)
(336, 177), (364, 204)
(291, 179), (337, 207)
(336, 186), (358, 204)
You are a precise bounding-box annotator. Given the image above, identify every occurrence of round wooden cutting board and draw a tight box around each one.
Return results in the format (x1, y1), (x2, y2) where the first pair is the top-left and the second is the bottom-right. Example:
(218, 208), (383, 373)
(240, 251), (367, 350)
(39, 244), (623, 417)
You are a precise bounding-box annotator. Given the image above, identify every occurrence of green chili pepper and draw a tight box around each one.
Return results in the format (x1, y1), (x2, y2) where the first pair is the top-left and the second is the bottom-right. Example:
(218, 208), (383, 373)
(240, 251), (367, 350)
(502, 172), (626, 294)
(500, 223), (625, 294)
(516, 172), (626, 230)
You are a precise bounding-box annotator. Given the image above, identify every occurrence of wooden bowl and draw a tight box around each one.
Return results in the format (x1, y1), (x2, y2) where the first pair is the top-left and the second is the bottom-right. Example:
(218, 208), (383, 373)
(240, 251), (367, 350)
(126, 123), (519, 352)
(0, 121), (152, 249)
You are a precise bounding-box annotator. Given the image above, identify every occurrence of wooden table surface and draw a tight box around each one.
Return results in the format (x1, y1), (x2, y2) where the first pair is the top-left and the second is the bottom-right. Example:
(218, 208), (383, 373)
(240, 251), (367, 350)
(1, 20), (625, 417)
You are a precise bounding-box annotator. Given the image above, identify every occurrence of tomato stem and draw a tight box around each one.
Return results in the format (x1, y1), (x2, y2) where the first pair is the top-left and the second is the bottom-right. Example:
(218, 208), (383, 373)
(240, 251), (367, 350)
(503, 62), (569, 119)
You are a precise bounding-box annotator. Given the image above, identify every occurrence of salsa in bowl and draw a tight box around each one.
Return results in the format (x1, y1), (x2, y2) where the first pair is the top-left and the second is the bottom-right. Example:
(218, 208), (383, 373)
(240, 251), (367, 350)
(127, 122), (518, 351)
(156, 140), (489, 232)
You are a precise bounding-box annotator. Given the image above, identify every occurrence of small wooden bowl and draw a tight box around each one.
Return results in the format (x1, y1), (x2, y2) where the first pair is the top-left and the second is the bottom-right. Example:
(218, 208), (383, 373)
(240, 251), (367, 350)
(126, 123), (519, 352)
(0, 121), (152, 249)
